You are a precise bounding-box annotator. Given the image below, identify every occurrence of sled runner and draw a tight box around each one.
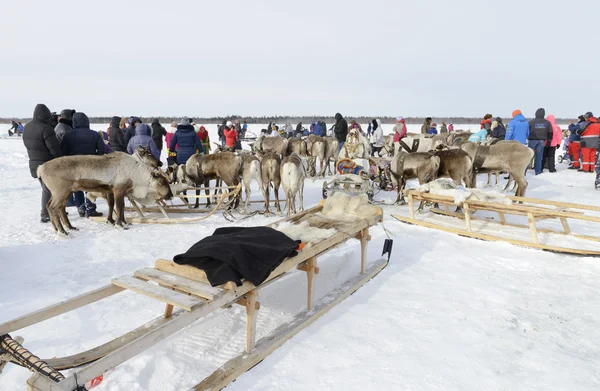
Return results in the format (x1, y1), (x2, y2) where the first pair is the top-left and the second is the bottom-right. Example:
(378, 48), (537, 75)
(0, 194), (388, 391)
(392, 189), (600, 256)
(90, 184), (243, 224)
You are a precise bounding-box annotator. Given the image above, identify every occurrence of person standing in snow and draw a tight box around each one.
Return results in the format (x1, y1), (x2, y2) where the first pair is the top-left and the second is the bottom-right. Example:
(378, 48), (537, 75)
(127, 123), (161, 159)
(567, 115), (585, 169)
(108, 116), (127, 152)
(543, 114), (562, 173)
(169, 118), (203, 165)
(505, 110), (529, 144)
(577, 112), (600, 173)
(223, 121), (239, 148)
(393, 116), (407, 146)
(333, 113), (348, 151)
(528, 108), (553, 175)
(54, 109), (76, 143)
(421, 117), (432, 134)
(9, 120), (19, 136)
(370, 119), (384, 156)
(196, 125), (211, 154)
(61, 112), (106, 218)
(124, 116), (142, 145)
(448, 123), (454, 133)
(22, 104), (63, 223)
(440, 122), (448, 133)
(491, 117), (506, 140)
(151, 119), (167, 156)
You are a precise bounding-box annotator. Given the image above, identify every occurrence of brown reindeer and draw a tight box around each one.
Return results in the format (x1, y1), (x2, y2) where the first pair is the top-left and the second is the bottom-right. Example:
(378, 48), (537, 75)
(305, 135), (329, 177)
(37, 153), (173, 234)
(259, 151), (282, 214)
(185, 152), (243, 209)
(389, 152), (441, 204)
(286, 138), (308, 157)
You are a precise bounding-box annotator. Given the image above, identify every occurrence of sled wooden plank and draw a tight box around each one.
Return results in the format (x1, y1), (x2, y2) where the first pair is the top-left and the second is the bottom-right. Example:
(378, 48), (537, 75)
(111, 276), (202, 311)
(124, 207), (212, 214)
(154, 259), (238, 290)
(134, 268), (221, 300)
(0, 285), (123, 336)
(391, 214), (600, 256)
(430, 207), (600, 242)
(194, 258), (389, 391)
(509, 196), (600, 212)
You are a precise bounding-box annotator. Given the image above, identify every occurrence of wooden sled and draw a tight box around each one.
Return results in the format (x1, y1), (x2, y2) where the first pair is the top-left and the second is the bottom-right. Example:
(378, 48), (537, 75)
(90, 184), (243, 224)
(0, 200), (386, 391)
(392, 190), (600, 256)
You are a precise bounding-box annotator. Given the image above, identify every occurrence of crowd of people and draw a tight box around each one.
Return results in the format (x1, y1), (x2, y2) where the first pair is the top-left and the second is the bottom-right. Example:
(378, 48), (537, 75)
(15, 104), (600, 224)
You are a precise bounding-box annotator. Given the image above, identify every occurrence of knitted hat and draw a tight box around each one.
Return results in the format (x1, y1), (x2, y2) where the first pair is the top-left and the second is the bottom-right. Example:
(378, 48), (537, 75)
(171, 121), (177, 127)
(431, 123), (437, 127)
(512, 110), (522, 118)
(178, 117), (190, 126)
(396, 116), (404, 122)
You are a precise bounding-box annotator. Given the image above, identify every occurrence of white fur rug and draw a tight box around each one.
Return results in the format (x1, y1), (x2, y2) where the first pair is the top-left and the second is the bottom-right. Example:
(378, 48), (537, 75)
(272, 220), (337, 247)
(415, 179), (512, 206)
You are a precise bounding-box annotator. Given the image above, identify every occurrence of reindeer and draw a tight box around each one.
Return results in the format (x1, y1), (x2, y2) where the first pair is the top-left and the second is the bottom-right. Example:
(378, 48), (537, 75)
(37, 153), (173, 234)
(185, 152), (243, 209)
(389, 152), (441, 204)
(260, 151), (282, 214)
(305, 135), (329, 177)
(323, 136), (339, 176)
(286, 138), (308, 157)
(250, 134), (288, 158)
(460, 140), (534, 197)
(238, 152), (265, 214)
(280, 153), (307, 217)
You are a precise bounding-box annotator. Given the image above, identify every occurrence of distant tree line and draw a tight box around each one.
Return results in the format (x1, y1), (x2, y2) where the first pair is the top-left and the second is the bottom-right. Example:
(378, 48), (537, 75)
(0, 115), (573, 125)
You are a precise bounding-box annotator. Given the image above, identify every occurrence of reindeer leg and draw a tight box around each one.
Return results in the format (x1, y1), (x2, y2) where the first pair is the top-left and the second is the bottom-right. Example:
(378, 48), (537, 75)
(263, 182), (271, 214)
(299, 179), (305, 212)
(274, 180), (281, 214)
(243, 180), (251, 214)
(50, 197), (67, 235)
(47, 197), (61, 233)
(204, 180), (211, 208)
(114, 189), (128, 229)
(60, 201), (77, 230)
(106, 192), (115, 225)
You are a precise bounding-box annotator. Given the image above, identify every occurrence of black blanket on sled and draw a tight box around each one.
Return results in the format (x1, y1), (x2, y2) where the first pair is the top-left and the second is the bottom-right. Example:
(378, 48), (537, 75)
(173, 227), (300, 287)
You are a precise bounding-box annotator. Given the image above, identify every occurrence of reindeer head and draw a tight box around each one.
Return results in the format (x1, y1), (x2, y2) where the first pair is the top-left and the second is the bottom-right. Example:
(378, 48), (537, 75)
(134, 146), (162, 168)
(347, 129), (361, 145)
(150, 170), (173, 200)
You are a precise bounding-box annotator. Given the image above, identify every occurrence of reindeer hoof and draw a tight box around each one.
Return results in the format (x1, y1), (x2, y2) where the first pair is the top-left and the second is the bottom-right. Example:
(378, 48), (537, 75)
(107, 219), (115, 225)
(396, 199), (407, 206)
(68, 226), (78, 231)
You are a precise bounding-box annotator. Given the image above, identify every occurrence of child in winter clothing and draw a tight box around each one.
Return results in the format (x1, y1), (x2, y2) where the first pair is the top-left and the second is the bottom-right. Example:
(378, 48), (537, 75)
(427, 123), (438, 135)
(468, 128), (488, 143)
(370, 119), (384, 156)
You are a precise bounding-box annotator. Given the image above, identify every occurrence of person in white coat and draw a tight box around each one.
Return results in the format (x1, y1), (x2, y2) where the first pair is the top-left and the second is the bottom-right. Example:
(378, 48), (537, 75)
(370, 119), (384, 156)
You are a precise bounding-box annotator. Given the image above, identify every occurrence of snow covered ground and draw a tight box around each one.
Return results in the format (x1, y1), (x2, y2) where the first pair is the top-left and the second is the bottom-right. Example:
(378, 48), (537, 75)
(1, 126), (599, 391)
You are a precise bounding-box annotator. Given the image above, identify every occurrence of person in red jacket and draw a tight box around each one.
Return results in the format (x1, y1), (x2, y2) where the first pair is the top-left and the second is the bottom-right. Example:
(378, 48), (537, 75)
(578, 112), (600, 172)
(223, 121), (238, 148)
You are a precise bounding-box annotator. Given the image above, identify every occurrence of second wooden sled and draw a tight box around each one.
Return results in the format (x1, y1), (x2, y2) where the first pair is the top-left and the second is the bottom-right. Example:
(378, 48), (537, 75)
(0, 194), (387, 391)
(392, 189), (600, 256)
(90, 184), (243, 224)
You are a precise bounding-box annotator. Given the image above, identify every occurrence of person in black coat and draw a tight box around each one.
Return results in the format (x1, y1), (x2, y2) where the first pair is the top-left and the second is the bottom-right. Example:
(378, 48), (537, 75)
(22, 103), (63, 223)
(528, 108), (553, 174)
(333, 113), (348, 151)
(124, 116), (142, 145)
(61, 112), (105, 217)
(9, 120), (18, 136)
(108, 116), (127, 152)
(151, 118), (167, 154)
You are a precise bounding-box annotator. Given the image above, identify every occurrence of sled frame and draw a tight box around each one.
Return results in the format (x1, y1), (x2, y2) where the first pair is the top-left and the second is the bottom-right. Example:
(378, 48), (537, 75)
(393, 190), (600, 256)
(1, 203), (383, 391)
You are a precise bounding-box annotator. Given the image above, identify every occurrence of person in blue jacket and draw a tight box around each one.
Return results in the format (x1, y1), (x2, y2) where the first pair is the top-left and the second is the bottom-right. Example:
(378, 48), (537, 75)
(468, 127), (489, 142)
(427, 123), (438, 135)
(313, 121), (323, 136)
(169, 117), (204, 165)
(505, 109), (530, 145)
(127, 123), (160, 159)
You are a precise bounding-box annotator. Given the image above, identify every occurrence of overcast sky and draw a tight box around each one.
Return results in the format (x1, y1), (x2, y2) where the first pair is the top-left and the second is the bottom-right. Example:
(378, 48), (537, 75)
(2, 0), (597, 118)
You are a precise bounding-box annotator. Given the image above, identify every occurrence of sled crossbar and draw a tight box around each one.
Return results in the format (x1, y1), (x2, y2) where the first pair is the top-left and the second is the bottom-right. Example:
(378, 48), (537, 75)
(3, 202), (384, 391)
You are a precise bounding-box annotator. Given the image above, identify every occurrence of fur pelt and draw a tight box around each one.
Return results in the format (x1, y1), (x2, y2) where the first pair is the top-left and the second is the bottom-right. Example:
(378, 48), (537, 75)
(272, 220), (336, 246)
(415, 179), (512, 205)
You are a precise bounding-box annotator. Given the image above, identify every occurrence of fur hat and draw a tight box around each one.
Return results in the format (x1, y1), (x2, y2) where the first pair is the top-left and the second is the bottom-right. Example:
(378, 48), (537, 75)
(512, 110), (522, 118)
(396, 116), (404, 122)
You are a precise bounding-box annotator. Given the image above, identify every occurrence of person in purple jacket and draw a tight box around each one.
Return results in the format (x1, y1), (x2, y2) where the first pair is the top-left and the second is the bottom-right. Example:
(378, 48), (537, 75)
(127, 123), (160, 159)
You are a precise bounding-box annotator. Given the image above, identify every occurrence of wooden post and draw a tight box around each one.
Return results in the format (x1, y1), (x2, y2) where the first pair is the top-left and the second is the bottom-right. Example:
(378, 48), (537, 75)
(157, 203), (170, 219)
(463, 202), (472, 232)
(559, 217), (571, 234)
(359, 228), (370, 274)
(164, 304), (174, 319)
(130, 199), (145, 218)
(497, 212), (506, 225)
(527, 212), (539, 244)
(408, 193), (415, 220)
(306, 257), (317, 310)
(245, 290), (258, 353)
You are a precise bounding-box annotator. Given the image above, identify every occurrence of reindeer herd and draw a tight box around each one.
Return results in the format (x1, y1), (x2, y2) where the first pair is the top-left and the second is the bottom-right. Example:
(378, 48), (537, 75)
(36, 130), (534, 235)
